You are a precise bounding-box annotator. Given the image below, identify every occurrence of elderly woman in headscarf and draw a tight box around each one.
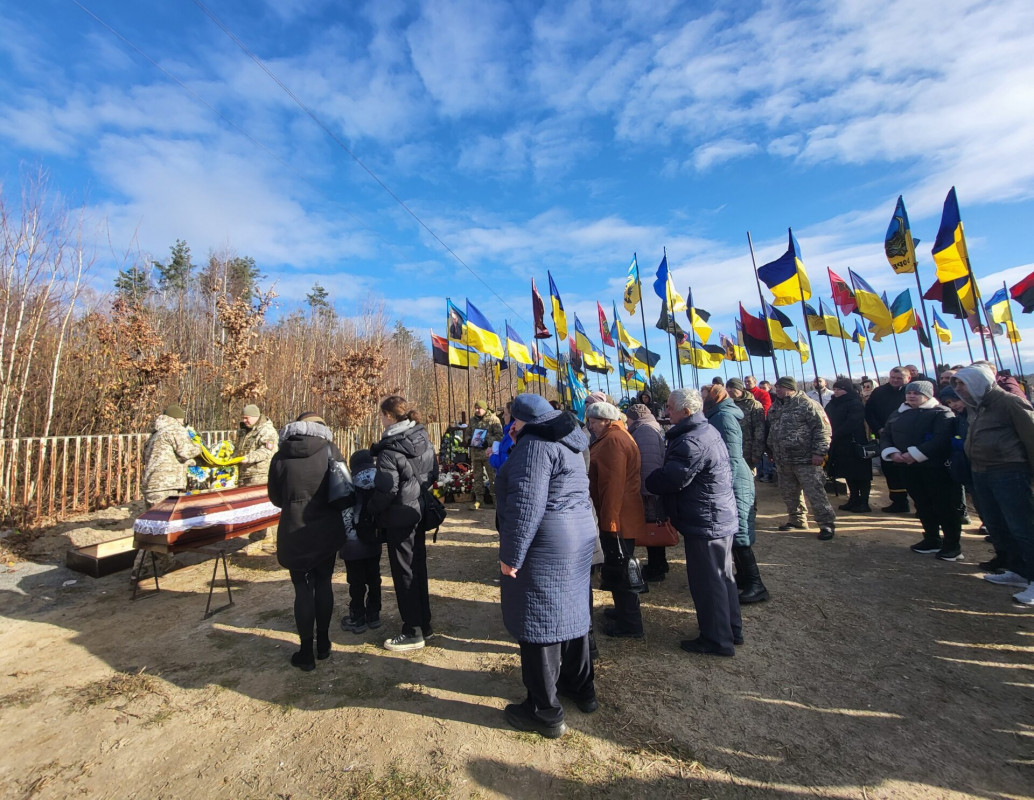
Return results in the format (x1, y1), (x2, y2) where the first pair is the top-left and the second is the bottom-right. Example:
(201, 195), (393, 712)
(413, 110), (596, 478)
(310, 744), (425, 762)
(703, 384), (767, 604)
(586, 402), (646, 638)
(496, 394), (598, 739)
(825, 377), (872, 513)
(625, 402), (669, 581)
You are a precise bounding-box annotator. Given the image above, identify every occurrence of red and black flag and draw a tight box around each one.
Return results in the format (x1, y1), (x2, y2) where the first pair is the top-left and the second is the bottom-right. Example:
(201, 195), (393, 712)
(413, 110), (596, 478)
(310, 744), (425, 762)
(431, 333), (450, 367)
(739, 304), (773, 357)
(924, 277), (968, 320)
(1010, 270), (1034, 314)
(827, 267), (857, 315)
(531, 279), (551, 338)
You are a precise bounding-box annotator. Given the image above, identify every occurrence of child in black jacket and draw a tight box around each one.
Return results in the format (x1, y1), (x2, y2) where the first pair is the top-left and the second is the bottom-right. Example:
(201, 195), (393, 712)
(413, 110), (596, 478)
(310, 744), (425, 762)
(339, 450), (388, 633)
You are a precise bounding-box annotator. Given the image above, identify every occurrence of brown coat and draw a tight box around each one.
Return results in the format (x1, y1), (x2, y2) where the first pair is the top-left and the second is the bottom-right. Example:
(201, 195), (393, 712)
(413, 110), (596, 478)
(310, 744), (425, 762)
(588, 421), (646, 540)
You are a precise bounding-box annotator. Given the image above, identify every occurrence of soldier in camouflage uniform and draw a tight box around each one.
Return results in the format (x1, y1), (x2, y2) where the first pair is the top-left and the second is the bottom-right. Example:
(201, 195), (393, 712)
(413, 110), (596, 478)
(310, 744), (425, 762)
(726, 378), (766, 470)
(142, 404), (202, 508)
(467, 400), (503, 509)
(767, 376), (837, 540)
(235, 404), (278, 486)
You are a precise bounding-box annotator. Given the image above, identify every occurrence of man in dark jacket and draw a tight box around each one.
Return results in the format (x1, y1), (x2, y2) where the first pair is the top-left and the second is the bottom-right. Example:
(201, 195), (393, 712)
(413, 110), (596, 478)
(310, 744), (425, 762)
(646, 388), (742, 657)
(953, 366), (1034, 606)
(865, 366), (910, 512)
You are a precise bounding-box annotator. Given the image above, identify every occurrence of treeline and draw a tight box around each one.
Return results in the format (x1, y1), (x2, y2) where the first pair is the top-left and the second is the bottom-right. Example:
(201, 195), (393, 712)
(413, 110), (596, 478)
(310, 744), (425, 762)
(0, 175), (442, 439)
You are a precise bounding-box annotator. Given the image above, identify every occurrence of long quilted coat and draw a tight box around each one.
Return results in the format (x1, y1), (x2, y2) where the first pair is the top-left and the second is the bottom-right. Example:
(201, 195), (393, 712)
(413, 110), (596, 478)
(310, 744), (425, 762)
(496, 410), (596, 644)
(704, 398), (755, 546)
(645, 412), (738, 541)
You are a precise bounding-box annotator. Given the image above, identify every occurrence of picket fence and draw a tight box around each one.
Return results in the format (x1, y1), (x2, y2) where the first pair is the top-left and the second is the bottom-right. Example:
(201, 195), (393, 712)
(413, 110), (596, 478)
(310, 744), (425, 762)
(0, 422), (441, 524)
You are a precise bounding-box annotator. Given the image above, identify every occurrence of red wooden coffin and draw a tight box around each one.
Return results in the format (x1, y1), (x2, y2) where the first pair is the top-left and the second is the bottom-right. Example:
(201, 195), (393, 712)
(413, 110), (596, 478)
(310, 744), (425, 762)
(134, 484), (280, 552)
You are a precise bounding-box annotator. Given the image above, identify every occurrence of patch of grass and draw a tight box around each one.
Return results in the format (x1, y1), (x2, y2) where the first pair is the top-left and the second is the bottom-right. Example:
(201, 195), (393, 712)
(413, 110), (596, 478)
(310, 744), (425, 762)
(67, 669), (166, 712)
(145, 707), (175, 727)
(0, 686), (43, 709)
(344, 759), (452, 800)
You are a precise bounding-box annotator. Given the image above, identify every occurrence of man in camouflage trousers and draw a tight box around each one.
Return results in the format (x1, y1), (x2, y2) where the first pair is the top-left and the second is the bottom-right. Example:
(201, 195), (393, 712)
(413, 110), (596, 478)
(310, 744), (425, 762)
(236, 403), (279, 550)
(767, 376), (837, 540)
(235, 404), (278, 486)
(142, 404), (202, 508)
(467, 400), (503, 510)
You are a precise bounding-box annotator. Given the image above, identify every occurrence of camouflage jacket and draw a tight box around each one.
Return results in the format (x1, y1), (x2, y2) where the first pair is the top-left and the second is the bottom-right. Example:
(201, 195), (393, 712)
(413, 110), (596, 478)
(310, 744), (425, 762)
(142, 415), (203, 494)
(767, 392), (831, 464)
(733, 392), (767, 467)
(235, 416), (279, 486)
(468, 411), (503, 451)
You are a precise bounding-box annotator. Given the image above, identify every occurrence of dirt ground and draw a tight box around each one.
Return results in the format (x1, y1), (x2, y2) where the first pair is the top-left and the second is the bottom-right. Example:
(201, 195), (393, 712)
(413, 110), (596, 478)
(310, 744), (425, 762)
(1, 480), (1032, 800)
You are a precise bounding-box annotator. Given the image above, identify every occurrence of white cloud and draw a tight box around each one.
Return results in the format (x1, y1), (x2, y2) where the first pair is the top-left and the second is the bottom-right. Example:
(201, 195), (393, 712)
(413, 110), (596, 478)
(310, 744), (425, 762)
(690, 139), (759, 171)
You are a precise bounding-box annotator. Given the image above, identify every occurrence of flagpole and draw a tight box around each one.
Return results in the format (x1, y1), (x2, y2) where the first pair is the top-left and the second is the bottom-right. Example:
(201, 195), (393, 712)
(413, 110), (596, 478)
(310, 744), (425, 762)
(830, 291), (854, 383)
(911, 259), (939, 370)
(930, 305), (946, 368)
(632, 253), (654, 387)
(824, 332), (839, 379)
(687, 286), (700, 389)
(430, 330), (444, 432)
(445, 299), (456, 426)
(1004, 281), (1026, 379)
(959, 246), (994, 363)
(747, 231), (781, 379)
(794, 263), (821, 389)
(462, 301), (472, 425)
(960, 315), (975, 362)
(598, 310), (613, 397)
(860, 319), (880, 379)
(915, 328), (928, 375)
(890, 329), (903, 365)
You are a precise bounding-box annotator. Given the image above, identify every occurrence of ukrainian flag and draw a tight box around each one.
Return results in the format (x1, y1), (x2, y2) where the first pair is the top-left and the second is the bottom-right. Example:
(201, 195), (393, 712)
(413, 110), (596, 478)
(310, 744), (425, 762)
(818, 299), (847, 339)
(566, 362), (589, 419)
(931, 309), (953, 344)
(623, 255), (641, 315)
(796, 332), (809, 364)
(464, 300), (504, 359)
(652, 254), (687, 313)
(849, 270), (893, 331)
(619, 362), (647, 391)
(574, 314), (599, 360)
(890, 289), (917, 334)
(885, 195), (918, 274)
(612, 301), (641, 348)
(758, 228), (811, 306)
(678, 342), (724, 369)
(803, 302), (825, 333)
(539, 342), (559, 372)
(932, 187), (971, 284)
(505, 323), (532, 365)
(985, 289), (1022, 343)
(765, 303), (798, 351)
(449, 340), (478, 369)
(852, 319), (867, 355)
(548, 272), (568, 340)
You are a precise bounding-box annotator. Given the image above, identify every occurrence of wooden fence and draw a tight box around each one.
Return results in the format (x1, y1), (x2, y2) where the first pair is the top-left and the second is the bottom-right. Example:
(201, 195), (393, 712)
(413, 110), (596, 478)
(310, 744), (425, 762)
(0, 423), (441, 525)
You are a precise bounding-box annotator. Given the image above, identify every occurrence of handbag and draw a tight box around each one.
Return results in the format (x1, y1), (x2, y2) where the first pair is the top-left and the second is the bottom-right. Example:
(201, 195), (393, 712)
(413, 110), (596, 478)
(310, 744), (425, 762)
(634, 519), (679, 548)
(326, 448), (354, 508)
(598, 537), (648, 594)
(854, 439), (879, 460)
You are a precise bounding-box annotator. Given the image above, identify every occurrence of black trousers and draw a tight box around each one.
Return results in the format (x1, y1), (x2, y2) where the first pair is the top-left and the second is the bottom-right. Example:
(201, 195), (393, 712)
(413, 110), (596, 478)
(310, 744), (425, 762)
(600, 534), (643, 634)
(683, 536), (741, 651)
(518, 634), (595, 726)
(344, 552), (382, 619)
(289, 554), (336, 641)
(881, 460), (909, 503)
(385, 526), (431, 636)
(902, 467), (961, 548)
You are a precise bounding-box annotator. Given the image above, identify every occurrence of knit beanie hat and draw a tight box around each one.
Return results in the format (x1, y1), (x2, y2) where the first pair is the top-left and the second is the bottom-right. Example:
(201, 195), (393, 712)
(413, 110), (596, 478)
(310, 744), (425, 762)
(775, 376), (797, 390)
(625, 403), (651, 421)
(296, 411), (326, 424)
(832, 377), (854, 392)
(474, 399), (487, 410)
(242, 404), (261, 417)
(586, 391), (609, 407)
(163, 403), (186, 420)
(905, 380), (935, 399)
(725, 377), (746, 392)
(585, 401), (621, 420)
(511, 393), (554, 422)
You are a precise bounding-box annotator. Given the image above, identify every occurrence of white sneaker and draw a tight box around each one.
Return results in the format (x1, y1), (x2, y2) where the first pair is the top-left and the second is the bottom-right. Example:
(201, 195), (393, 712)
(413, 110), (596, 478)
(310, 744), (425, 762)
(1013, 583), (1034, 606)
(983, 570), (1029, 588)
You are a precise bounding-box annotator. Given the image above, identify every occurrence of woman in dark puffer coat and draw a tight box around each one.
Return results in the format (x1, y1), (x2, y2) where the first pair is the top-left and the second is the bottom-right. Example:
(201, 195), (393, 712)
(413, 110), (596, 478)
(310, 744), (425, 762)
(369, 396), (438, 653)
(704, 385), (767, 603)
(497, 394), (597, 739)
(825, 378), (872, 513)
(625, 403), (669, 580)
(267, 412), (348, 671)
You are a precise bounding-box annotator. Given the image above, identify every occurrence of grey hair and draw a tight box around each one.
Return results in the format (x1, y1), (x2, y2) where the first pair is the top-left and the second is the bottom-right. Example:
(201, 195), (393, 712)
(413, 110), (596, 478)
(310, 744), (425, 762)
(668, 387), (703, 415)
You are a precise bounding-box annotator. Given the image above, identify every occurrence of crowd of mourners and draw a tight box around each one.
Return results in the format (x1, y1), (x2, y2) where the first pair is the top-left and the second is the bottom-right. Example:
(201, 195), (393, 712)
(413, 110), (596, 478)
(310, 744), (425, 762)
(140, 357), (1034, 739)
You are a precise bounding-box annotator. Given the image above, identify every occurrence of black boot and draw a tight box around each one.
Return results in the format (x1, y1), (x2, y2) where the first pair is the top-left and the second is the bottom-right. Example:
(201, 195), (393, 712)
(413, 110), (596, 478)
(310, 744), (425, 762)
(882, 492), (910, 514)
(734, 545), (770, 603)
(852, 482), (871, 513)
(838, 483), (860, 512)
(731, 546), (749, 591)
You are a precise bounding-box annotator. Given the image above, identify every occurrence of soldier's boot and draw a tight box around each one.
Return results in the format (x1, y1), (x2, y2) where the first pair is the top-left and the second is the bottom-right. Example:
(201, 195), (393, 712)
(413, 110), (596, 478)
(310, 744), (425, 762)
(734, 546), (770, 603)
(882, 490), (910, 514)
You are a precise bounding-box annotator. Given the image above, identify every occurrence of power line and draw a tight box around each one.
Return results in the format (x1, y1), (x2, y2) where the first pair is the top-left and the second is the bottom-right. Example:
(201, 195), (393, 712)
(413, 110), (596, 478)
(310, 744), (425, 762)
(189, 0), (527, 324)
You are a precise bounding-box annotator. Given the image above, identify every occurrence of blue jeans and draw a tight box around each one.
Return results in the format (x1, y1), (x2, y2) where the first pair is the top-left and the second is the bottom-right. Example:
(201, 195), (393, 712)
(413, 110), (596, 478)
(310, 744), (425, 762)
(758, 454), (775, 479)
(972, 470), (1034, 580)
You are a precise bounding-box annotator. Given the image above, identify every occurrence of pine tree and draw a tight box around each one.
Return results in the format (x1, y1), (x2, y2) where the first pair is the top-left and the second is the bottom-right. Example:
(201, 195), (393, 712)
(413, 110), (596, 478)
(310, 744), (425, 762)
(114, 264), (152, 306)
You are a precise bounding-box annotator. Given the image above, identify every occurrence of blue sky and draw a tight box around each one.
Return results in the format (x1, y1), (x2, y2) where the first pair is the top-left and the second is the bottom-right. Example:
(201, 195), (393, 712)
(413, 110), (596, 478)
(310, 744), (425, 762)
(3, 0), (1034, 383)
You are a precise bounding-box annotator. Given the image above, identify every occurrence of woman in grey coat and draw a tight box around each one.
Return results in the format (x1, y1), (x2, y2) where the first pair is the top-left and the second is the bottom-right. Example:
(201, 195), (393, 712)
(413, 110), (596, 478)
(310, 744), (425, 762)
(496, 394), (598, 739)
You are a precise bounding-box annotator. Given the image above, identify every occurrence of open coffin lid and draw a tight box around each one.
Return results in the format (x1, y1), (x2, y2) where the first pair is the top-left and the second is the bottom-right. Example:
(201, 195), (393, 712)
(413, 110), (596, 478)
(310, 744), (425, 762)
(134, 484), (280, 551)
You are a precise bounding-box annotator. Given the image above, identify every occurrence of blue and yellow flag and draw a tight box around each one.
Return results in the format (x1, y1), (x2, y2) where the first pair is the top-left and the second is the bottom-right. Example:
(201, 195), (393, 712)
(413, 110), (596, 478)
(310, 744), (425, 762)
(796, 331), (809, 364)
(573, 314), (598, 358)
(803, 302), (825, 333)
(764, 303), (797, 351)
(652, 254), (687, 313)
(623, 255), (641, 315)
(464, 300), (504, 359)
(566, 361), (589, 420)
(611, 300), (641, 348)
(538, 342), (559, 372)
(985, 289), (1022, 343)
(817, 299), (848, 339)
(505, 322), (533, 365)
(890, 289), (917, 334)
(547, 272), (568, 341)
(619, 362), (647, 391)
(678, 342), (724, 369)
(758, 228), (811, 306)
(852, 319), (867, 356)
(686, 288), (712, 343)
(885, 195), (918, 274)
(848, 270), (893, 331)
(449, 340), (478, 368)
(931, 309), (952, 344)
(932, 186), (971, 284)
(720, 332), (748, 362)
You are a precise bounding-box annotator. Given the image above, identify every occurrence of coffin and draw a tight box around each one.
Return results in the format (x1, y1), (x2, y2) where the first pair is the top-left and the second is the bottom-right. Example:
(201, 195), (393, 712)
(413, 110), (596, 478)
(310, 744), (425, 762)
(134, 484), (280, 552)
(66, 536), (138, 577)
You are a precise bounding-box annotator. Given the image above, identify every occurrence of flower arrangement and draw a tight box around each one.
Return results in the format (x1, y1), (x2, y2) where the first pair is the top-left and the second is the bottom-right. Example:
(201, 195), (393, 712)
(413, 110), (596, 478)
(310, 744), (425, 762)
(187, 438), (240, 490)
(432, 468), (474, 501)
